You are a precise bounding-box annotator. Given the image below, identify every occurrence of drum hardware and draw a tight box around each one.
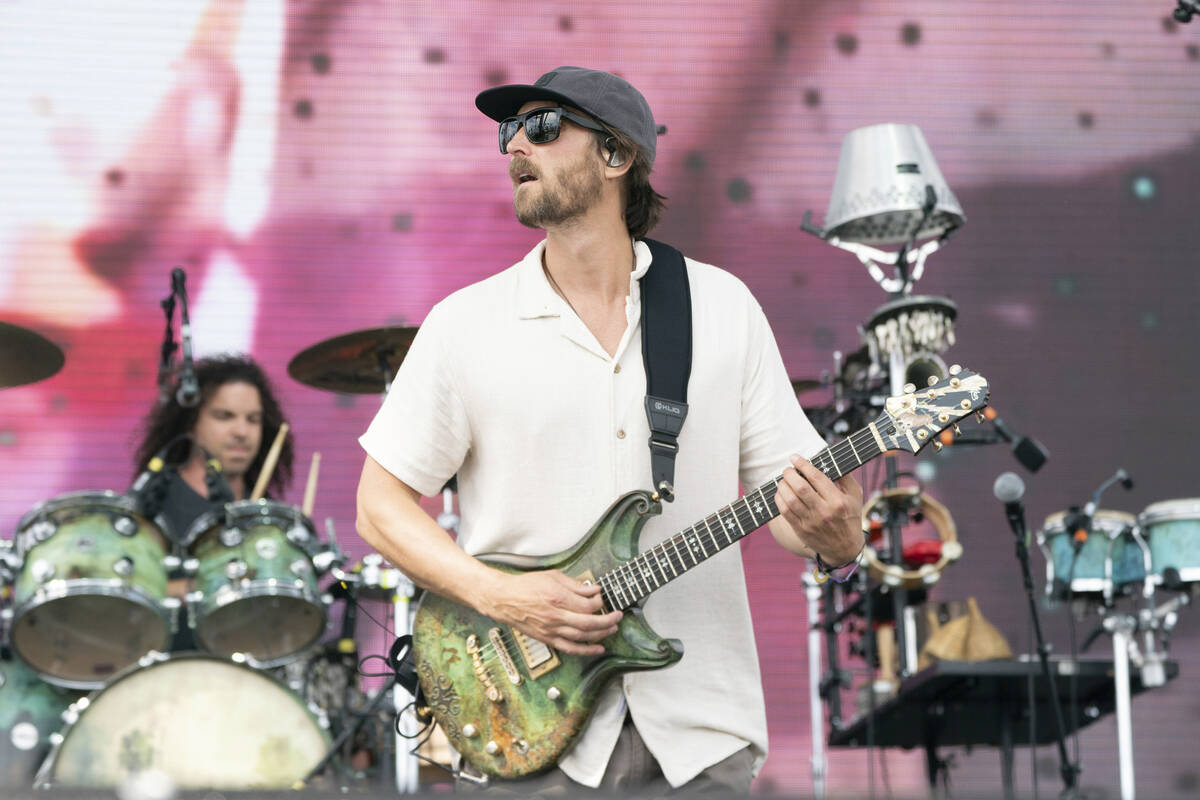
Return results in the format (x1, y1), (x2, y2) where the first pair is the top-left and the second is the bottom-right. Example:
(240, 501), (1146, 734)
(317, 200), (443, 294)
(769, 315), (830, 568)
(0, 320), (65, 389)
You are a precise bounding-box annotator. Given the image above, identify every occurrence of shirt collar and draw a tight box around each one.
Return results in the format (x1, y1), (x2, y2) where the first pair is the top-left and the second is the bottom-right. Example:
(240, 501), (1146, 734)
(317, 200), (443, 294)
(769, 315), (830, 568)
(515, 238), (653, 320)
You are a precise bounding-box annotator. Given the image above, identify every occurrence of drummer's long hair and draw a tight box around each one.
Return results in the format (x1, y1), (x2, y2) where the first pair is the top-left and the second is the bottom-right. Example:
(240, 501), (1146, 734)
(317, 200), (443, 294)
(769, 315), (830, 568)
(132, 354), (294, 498)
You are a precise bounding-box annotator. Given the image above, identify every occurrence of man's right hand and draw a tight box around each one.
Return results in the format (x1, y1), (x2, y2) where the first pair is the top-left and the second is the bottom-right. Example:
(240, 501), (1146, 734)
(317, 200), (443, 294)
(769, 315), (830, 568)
(479, 570), (623, 656)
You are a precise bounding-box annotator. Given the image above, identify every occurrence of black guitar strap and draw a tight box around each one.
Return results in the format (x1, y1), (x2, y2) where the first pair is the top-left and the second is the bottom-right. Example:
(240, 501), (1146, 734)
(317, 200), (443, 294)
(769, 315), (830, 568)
(640, 238), (692, 502)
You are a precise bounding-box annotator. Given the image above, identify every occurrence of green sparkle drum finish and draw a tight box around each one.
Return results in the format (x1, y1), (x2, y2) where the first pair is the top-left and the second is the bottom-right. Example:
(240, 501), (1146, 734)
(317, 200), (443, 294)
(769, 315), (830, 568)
(37, 653), (332, 790)
(187, 499), (326, 666)
(1139, 498), (1200, 585)
(0, 655), (82, 789)
(11, 491), (171, 688)
(1039, 509), (1145, 598)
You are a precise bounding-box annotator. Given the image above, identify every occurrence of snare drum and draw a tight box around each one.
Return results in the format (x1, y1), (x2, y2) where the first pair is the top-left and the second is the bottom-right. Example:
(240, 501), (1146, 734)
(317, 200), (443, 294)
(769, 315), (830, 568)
(1039, 509), (1145, 598)
(11, 491), (172, 688)
(1139, 498), (1200, 587)
(37, 652), (331, 789)
(0, 653), (81, 788)
(184, 499), (326, 666)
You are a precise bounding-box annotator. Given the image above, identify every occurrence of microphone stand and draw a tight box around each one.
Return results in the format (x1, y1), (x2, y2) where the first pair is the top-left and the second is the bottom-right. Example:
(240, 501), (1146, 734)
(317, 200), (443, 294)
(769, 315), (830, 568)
(157, 280), (178, 407)
(1009, 508), (1080, 796)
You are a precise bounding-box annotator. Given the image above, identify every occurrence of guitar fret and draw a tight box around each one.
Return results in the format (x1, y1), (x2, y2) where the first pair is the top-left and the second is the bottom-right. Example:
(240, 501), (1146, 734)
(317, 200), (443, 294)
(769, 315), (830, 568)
(607, 568), (628, 607)
(637, 553), (662, 590)
(605, 573), (629, 609)
(846, 435), (861, 465)
(671, 536), (690, 571)
(686, 527), (706, 562)
(660, 543), (679, 577)
(623, 561), (649, 599)
(700, 517), (718, 555)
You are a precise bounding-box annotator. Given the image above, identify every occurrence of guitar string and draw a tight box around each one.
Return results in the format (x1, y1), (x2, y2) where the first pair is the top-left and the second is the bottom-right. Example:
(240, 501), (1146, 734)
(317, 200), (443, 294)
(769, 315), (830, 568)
(471, 408), (970, 661)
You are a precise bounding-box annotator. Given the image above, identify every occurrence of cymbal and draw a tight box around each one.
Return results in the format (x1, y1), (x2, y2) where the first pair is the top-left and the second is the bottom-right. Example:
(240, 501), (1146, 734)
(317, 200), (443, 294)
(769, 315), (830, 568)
(0, 321), (64, 389)
(288, 326), (419, 394)
(790, 377), (823, 395)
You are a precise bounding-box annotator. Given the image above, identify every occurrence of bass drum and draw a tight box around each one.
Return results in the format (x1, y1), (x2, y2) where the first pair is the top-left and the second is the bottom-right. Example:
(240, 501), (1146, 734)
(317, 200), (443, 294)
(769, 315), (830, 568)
(38, 653), (332, 790)
(0, 652), (81, 789)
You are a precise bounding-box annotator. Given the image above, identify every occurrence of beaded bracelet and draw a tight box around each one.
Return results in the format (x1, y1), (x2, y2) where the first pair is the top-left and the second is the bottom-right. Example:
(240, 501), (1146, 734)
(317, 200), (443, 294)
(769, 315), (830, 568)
(812, 530), (869, 584)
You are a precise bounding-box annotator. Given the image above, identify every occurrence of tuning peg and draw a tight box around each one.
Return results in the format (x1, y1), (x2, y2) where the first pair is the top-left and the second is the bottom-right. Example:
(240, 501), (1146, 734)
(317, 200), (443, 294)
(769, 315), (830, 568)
(927, 375), (939, 387)
(948, 364), (962, 376)
(975, 411), (986, 424)
(903, 382), (916, 394)
(932, 440), (943, 452)
(953, 424), (961, 436)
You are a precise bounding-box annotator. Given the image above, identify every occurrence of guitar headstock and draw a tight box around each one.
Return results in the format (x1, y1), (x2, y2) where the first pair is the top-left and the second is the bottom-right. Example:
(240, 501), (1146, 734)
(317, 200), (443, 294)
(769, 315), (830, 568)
(880, 366), (990, 454)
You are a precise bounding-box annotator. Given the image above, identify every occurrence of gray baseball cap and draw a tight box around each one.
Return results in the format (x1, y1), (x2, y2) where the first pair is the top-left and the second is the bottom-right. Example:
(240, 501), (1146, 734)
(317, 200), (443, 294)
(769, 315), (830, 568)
(476, 66), (660, 166)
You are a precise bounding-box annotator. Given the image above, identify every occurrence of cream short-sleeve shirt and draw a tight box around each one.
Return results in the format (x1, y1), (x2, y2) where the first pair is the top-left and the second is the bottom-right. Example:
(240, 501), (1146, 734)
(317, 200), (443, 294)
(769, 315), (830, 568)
(360, 239), (825, 787)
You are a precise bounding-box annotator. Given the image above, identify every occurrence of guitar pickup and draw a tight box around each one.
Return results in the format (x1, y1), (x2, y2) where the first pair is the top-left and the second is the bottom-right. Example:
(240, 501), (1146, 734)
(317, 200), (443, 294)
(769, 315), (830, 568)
(511, 628), (561, 680)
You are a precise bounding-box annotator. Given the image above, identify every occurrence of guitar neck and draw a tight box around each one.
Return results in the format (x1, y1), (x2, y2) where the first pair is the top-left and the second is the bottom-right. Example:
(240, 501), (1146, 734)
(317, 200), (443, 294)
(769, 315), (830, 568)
(598, 418), (894, 611)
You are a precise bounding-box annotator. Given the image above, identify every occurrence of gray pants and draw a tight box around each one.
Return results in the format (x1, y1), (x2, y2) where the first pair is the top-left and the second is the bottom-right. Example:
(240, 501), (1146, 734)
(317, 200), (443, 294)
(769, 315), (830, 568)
(457, 716), (754, 797)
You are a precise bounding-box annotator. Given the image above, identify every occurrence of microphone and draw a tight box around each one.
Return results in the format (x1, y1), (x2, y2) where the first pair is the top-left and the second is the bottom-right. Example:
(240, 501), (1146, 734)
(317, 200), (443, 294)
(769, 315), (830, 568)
(993, 471), (1028, 541)
(203, 455), (235, 505)
(1117, 469), (1134, 491)
(172, 268), (200, 408)
(130, 447), (172, 519)
(983, 407), (1049, 473)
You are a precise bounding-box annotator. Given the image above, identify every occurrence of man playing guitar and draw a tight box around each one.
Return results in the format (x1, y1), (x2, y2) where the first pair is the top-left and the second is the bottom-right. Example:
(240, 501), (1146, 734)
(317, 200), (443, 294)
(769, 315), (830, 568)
(355, 66), (864, 794)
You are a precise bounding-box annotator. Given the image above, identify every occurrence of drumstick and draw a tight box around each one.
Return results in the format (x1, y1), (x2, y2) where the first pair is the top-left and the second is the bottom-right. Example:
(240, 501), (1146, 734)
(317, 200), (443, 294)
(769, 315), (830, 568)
(250, 422), (289, 501)
(301, 452), (321, 518)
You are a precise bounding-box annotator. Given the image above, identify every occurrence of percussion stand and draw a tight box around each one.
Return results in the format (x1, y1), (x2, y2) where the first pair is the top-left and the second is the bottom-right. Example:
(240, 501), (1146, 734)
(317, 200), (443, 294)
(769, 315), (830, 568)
(802, 569), (829, 799)
(1097, 589), (1189, 800)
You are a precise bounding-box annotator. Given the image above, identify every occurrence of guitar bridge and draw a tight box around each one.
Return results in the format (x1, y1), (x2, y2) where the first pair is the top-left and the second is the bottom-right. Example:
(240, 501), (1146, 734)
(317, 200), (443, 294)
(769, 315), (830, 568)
(488, 627), (523, 685)
(466, 634), (502, 702)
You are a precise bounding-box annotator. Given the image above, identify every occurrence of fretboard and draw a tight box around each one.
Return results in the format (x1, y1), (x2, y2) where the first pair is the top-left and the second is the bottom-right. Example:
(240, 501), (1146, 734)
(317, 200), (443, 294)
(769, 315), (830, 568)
(597, 416), (895, 611)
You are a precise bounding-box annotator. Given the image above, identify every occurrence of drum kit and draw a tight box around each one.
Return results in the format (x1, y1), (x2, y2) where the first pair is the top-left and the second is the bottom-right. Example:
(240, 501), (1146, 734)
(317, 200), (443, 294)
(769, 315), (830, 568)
(0, 318), (440, 794)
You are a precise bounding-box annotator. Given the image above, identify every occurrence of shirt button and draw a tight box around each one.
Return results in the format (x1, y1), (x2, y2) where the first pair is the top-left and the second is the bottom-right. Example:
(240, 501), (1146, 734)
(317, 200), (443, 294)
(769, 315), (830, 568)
(614, 364), (621, 374)
(616, 429), (626, 439)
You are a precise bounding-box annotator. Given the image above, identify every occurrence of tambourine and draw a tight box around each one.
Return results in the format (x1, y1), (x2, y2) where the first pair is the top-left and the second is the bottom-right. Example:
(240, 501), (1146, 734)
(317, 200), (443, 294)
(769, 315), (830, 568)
(861, 487), (962, 589)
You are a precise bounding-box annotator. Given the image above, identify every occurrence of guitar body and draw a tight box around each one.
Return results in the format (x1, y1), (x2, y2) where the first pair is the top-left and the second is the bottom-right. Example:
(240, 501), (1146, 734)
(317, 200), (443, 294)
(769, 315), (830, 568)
(412, 489), (684, 779)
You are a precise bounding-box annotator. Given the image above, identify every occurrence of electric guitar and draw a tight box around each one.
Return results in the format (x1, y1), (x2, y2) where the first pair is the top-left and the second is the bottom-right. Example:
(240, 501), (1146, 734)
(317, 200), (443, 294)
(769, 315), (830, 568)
(412, 367), (989, 778)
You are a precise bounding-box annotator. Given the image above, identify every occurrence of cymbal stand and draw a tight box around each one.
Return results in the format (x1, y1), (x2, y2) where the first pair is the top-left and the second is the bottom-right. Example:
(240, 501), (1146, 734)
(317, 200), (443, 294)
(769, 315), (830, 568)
(358, 554), (419, 793)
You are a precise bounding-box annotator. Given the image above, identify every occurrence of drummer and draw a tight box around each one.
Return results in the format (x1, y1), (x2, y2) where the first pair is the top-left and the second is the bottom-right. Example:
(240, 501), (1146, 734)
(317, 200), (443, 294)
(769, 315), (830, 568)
(131, 353), (295, 544)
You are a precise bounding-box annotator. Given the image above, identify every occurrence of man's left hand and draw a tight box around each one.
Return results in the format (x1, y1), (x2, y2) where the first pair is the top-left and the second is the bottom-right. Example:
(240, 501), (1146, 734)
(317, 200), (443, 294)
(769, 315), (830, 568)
(771, 455), (864, 564)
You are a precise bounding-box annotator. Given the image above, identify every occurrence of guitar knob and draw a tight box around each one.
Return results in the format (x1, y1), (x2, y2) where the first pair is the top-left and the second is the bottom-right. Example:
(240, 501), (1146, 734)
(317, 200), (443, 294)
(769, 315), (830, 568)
(547, 686), (561, 701)
(485, 741), (499, 755)
(462, 724), (477, 738)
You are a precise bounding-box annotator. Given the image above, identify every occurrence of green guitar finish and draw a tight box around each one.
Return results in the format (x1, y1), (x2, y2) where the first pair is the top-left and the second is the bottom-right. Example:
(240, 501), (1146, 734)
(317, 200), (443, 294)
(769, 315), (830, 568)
(413, 489), (682, 779)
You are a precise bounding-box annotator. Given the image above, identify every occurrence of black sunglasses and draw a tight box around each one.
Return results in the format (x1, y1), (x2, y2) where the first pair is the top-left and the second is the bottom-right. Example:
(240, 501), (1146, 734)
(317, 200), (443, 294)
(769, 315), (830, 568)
(498, 107), (608, 154)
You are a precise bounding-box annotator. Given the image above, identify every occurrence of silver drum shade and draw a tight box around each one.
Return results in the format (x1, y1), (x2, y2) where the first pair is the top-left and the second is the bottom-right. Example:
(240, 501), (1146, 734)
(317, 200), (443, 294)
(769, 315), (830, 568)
(823, 123), (964, 245)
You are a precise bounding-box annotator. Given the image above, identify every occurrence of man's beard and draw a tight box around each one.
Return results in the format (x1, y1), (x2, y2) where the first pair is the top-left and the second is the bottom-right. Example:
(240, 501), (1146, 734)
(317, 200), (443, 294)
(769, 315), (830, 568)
(514, 152), (604, 230)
